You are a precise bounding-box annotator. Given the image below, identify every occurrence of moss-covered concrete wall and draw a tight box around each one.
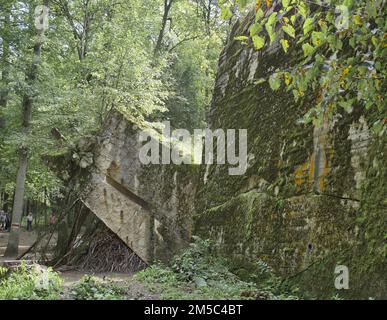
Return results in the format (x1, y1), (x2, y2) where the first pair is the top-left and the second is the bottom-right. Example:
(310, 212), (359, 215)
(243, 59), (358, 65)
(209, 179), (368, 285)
(79, 10), (385, 300)
(193, 12), (386, 299)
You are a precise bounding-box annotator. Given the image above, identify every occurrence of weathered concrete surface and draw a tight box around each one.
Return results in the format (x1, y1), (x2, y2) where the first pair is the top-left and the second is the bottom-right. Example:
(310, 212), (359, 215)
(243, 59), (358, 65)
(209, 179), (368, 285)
(81, 114), (196, 264)
(194, 11), (386, 299)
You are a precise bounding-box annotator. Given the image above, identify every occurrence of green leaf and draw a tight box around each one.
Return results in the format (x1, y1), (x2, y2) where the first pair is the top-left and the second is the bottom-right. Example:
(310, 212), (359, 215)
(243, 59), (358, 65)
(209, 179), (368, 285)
(302, 43), (314, 57)
(265, 24), (277, 44)
(298, 2), (308, 18)
(254, 78), (267, 85)
(282, 0), (291, 10)
(366, 2), (377, 18)
(311, 31), (325, 47)
(371, 121), (384, 135)
(252, 35), (265, 50)
(250, 23), (263, 37)
(338, 99), (354, 112)
(303, 18), (314, 35)
(265, 14), (278, 45)
(234, 36), (249, 42)
(221, 7), (233, 20)
(282, 25), (295, 38)
(269, 73), (281, 91)
(267, 12), (278, 26)
(280, 39), (289, 53)
(236, 0), (248, 9)
(256, 8), (264, 22)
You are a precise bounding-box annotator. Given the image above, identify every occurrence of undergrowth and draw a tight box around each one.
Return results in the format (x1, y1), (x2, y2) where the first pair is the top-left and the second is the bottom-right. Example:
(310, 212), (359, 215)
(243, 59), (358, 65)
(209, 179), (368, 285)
(0, 263), (63, 300)
(135, 237), (301, 300)
(70, 275), (125, 300)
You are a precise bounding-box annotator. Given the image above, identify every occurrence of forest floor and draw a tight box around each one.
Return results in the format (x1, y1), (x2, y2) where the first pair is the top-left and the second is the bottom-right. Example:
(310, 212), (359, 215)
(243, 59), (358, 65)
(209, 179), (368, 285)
(0, 229), (159, 300)
(1, 232), (281, 300)
(59, 271), (160, 300)
(0, 229), (37, 258)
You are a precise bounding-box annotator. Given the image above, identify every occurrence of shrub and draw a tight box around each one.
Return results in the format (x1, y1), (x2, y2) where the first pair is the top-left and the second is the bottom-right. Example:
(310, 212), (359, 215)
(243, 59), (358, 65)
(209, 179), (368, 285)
(0, 263), (63, 300)
(70, 275), (125, 300)
(136, 237), (304, 300)
(0, 267), (8, 280)
(135, 237), (257, 300)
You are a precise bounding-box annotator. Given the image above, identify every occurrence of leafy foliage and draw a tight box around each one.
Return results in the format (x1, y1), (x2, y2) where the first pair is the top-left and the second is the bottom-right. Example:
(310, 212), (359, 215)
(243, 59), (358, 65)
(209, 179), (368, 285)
(0, 264), (63, 300)
(135, 237), (302, 300)
(0, 0), (227, 211)
(0, 266), (8, 280)
(70, 275), (125, 300)
(136, 240), (257, 299)
(226, 0), (386, 128)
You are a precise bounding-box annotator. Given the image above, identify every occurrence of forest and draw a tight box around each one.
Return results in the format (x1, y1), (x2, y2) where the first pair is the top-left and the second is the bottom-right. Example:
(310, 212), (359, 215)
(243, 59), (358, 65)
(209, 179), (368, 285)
(0, 0), (386, 302)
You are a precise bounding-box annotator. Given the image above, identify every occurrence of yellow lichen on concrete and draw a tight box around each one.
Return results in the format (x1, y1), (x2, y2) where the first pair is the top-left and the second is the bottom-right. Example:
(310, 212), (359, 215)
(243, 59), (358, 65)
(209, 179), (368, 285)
(294, 119), (333, 193)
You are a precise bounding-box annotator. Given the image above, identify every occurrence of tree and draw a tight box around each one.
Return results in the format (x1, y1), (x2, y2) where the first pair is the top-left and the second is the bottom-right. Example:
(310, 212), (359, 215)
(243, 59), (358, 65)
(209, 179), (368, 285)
(0, 0), (231, 253)
(0, 1), (10, 129)
(154, 0), (175, 56)
(5, 1), (49, 257)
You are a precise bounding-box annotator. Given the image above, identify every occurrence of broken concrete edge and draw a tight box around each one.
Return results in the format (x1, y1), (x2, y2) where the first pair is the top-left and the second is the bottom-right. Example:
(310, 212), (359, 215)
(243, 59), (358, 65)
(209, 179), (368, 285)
(78, 110), (197, 265)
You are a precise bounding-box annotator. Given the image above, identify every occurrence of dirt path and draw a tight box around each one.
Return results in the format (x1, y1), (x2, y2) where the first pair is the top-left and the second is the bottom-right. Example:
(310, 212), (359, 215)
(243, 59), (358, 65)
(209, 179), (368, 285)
(59, 270), (160, 300)
(0, 230), (37, 259)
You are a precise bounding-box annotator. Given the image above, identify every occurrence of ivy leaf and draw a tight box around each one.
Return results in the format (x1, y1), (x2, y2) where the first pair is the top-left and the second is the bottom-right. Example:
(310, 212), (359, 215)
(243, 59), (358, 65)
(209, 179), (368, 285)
(282, 25), (295, 38)
(252, 35), (265, 50)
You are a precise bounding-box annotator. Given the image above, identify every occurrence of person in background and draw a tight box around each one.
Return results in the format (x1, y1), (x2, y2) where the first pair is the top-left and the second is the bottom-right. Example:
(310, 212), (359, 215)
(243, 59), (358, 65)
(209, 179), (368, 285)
(0, 210), (5, 231)
(49, 212), (57, 226)
(5, 211), (11, 231)
(27, 212), (33, 231)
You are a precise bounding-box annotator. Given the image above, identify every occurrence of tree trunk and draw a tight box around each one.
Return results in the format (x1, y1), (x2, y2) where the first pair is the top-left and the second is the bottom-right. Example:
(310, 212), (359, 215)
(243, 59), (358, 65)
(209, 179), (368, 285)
(4, 2), (48, 257)
(154, 0), (173, 57)
(4, 150), (28, 256)
(0, 5), (10, 129)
